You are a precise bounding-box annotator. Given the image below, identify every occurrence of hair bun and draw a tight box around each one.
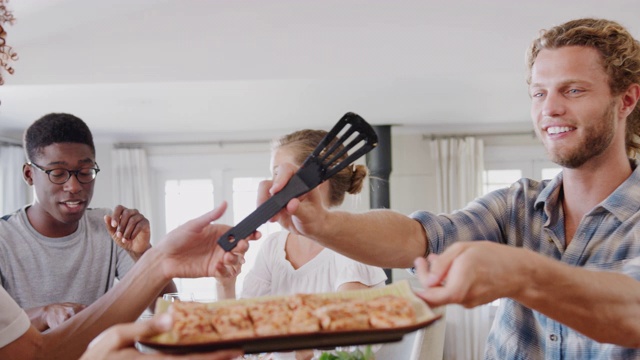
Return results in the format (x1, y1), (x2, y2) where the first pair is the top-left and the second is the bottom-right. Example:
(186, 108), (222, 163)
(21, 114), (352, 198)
(348, 164), (368, 194)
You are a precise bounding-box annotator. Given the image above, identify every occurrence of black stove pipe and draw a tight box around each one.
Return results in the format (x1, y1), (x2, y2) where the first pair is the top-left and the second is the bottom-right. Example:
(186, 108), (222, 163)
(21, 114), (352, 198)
(366, 125), (392, 284)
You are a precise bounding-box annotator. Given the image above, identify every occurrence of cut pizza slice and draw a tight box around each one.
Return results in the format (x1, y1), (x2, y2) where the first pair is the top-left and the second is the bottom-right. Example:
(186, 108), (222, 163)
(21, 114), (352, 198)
(367, 295), (417, 328)
(248, 300), (292, 336)
(288, 293), (332, 311)
(169, 302), (220, 343)
(210, 304), (255, 339)
(288, 307), (321, 333)
(313, 299), (371, 331)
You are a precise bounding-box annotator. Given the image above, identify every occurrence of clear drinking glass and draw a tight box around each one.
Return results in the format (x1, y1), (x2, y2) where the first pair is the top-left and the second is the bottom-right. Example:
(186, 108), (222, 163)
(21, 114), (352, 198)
(162, 292), (193, 302)
(162, 292), (217, 302)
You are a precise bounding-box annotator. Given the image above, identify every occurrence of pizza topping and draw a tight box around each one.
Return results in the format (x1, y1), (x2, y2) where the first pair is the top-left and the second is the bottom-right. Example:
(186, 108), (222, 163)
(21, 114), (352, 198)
(314, 300), (370, 331)
(367, 295), (416, 328)
(210, 304), (255, 339)
(289, 307), (321, 333)
(248, 301), (291, 336)
(169, 301), (220, 342)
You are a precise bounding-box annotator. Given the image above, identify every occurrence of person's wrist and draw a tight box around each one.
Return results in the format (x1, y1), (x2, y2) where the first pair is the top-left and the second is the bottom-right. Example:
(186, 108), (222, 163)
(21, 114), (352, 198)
(140, 247), (173, 283)
(217, 278), (236, 288)
(315, 209), (337, 239)
(513, 248), (545, 301)
(128, 243), (152, 261)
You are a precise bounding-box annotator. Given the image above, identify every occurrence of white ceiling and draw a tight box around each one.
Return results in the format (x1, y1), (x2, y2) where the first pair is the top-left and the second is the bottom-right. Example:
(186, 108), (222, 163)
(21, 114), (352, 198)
(1, 0), (639, 143)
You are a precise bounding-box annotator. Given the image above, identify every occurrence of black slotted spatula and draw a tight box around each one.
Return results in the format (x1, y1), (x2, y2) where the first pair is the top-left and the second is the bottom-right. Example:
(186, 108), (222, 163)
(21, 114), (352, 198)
(217, 112), (378, 251)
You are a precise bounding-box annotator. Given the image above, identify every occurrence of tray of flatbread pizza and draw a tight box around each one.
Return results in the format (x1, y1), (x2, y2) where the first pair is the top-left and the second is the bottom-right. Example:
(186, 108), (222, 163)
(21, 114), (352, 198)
(138, 280), (441, 354)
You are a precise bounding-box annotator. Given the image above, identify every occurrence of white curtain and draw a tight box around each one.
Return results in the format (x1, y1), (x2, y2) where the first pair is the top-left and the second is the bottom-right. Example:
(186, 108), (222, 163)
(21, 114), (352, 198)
(111, 147), (153, 228)
(429, 136), (492, 360)
(0, 145), (29, 215)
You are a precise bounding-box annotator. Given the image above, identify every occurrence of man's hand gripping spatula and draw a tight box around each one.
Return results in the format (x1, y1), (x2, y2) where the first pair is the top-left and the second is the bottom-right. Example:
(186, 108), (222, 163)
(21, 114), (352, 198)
(217, 112), (378, 251)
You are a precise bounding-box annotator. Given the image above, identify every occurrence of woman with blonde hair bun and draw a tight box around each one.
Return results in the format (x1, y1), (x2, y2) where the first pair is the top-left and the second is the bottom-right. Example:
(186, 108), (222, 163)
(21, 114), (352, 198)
(218, 128), (386, 298)
(216, 129), (387, 360)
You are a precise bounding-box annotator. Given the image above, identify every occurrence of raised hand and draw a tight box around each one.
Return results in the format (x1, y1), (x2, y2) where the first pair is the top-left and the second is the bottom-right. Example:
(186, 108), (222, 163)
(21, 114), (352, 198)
(105, 205), (152, 258)
(213, 250), (245, 300)
(213, 251), (245, 283)
(155, 202), (259, 281)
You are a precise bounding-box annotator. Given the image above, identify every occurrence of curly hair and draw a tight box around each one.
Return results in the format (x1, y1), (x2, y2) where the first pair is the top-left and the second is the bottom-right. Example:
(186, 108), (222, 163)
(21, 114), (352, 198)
(273, 129), (368, 207)
(526, 18), (640, 158)
(23, 113), (95, 162)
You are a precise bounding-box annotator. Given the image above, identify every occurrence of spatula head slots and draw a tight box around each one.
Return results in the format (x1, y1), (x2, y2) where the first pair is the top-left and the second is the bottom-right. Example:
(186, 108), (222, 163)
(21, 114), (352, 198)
(216, 112), (378, 251)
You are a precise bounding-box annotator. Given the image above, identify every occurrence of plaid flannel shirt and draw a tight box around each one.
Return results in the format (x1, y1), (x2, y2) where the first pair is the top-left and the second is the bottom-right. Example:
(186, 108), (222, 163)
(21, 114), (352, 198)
(411, 165), (640, 360)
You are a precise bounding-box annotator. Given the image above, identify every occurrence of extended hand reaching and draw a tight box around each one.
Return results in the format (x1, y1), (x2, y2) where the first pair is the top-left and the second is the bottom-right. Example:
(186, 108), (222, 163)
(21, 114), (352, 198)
(413, 241), (530, 308)
(154, 202), (259, 281)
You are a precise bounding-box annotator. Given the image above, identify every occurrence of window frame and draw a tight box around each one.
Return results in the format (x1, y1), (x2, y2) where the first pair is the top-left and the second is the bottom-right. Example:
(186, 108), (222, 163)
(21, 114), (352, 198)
(148, 151), (271, 245)
(484, 144), (559, 181)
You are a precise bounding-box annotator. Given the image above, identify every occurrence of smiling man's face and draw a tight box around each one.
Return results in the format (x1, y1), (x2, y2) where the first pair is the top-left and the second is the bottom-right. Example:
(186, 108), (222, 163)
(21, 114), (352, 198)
(24, 142), (97, 236)
(529, 46), (624, 169)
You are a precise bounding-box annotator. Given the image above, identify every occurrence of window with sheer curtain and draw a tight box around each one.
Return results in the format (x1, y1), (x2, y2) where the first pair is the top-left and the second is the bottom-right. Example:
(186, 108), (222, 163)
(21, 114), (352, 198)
(429, 136), (492, 360)
(0, 144), (29, 215)
(146, 148), (278, 299)
(162, 176), (281, 296)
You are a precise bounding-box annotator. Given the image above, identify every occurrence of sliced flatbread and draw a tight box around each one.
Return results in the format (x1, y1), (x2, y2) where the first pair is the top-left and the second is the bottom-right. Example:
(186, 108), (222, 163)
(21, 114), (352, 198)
(210, 304), (255, 339)
(169, 301), (220, 342)
(248, 300), (292, 336)
(163, 287), (421, 344)
(314, 299), (370, 331)
(367, 295), (417, 328)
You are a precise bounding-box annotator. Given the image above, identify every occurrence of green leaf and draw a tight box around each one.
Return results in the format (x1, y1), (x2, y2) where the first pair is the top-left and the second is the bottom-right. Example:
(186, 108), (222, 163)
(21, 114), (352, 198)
(319, 345), (376, 360)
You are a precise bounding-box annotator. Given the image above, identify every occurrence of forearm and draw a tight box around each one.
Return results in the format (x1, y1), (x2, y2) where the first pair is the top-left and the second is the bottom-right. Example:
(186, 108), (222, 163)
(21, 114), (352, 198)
(129, 245), (164, 312)
(216, 280), (237, 300)
(312, 209), (427, 268)
(40, 248), (170, 359)
(127, 244), (152, 262)
(148, 280), (178, 312)
(516, 252), (640, 347)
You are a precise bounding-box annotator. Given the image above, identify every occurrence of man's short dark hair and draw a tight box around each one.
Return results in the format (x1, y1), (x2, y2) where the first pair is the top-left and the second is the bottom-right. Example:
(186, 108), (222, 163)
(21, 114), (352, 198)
(23, 113), (95, 162)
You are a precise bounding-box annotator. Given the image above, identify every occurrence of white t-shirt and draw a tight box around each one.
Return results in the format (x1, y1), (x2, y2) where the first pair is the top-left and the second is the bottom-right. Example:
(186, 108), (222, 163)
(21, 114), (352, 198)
(0, 286), (30, 348)
(241, 231), (387, 298)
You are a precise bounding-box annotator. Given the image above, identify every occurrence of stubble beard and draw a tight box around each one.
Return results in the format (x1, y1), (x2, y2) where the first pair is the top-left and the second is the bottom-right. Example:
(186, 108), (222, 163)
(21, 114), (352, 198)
(547, 101), (617, 169)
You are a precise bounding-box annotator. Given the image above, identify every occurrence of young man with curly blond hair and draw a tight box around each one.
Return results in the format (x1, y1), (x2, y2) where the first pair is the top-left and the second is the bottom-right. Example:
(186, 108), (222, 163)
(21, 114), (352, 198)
(263, 18), (640, 358)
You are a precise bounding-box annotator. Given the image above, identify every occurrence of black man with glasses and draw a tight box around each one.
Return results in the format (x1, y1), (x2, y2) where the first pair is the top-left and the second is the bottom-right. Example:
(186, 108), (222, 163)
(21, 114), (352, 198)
(0, 113), (177, 332)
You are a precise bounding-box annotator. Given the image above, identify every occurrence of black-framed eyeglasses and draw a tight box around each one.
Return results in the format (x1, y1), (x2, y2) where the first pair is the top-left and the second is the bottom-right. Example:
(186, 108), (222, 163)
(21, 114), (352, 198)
(28, 162), (100, 185)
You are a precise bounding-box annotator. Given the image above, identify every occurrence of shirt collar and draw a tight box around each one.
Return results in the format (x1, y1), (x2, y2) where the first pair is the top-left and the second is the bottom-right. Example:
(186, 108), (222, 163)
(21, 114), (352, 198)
(534, 160), (640, 222)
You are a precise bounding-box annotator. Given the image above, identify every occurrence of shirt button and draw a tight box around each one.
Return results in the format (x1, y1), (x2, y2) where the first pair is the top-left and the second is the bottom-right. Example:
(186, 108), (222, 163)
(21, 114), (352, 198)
(550, 334), (558, 341)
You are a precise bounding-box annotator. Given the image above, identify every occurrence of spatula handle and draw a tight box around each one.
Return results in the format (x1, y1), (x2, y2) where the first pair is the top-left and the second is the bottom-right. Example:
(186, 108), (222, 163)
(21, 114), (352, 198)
(217, 175), (311, 251)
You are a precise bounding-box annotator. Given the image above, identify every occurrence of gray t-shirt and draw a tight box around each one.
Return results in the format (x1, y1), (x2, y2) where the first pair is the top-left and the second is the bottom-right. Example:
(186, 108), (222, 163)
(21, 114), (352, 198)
(0, 206), (134, 309)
